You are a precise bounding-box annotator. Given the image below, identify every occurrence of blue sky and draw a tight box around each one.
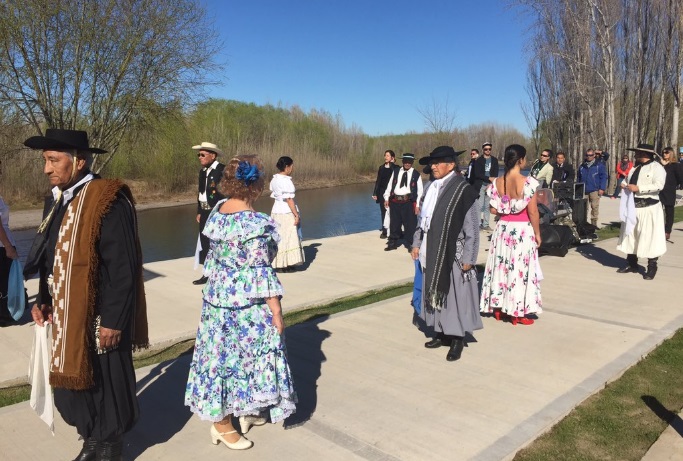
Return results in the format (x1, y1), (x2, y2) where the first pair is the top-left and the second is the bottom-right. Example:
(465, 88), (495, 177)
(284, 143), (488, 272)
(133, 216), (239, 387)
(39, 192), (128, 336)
(201, 0), (531, 136)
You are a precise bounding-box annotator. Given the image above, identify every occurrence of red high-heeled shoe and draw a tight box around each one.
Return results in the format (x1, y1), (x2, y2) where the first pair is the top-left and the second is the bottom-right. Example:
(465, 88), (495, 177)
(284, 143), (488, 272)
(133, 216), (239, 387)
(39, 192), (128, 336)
(512, 317), (534, 326)
(494, 310), (503, 321)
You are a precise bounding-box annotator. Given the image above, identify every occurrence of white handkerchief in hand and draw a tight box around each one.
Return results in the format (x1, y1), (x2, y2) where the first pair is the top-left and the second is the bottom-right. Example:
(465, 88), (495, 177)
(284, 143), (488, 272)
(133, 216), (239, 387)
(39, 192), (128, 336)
(29, 323), (54, 434)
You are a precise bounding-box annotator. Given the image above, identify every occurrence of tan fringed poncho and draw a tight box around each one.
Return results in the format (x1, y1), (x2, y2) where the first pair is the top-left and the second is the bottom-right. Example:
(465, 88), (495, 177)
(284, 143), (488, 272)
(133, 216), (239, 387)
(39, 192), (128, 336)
(50, 179), (148, 390)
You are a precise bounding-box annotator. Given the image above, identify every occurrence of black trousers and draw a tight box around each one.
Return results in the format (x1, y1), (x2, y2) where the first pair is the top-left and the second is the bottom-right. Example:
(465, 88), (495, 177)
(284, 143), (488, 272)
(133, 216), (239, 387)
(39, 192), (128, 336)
(198, 209), (211, 264)
(388, 201), (417, 246)
(664, 205), (674, 234)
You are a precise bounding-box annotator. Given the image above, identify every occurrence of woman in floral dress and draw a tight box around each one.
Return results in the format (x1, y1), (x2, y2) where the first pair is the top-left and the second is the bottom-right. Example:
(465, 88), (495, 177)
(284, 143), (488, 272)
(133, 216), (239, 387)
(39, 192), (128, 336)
(480, 144), (543, 325)
(185, 155), (297, 450)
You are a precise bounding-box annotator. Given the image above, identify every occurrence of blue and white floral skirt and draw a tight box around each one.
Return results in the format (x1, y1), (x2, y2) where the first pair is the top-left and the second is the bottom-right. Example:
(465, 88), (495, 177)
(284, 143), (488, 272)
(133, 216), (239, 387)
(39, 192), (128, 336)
(185, 301), (297, 423)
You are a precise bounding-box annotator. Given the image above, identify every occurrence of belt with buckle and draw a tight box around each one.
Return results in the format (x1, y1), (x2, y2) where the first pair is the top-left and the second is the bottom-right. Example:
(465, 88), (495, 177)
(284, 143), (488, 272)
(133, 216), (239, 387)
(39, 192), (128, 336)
(199, 201), (211, 210)
(634, 198), (659, 208)
(392, 194), (411, 202)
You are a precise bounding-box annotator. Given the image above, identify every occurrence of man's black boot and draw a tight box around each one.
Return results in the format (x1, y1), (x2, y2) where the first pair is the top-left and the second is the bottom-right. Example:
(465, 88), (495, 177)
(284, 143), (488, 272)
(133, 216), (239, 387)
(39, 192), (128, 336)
(446, 336), (465, 362)
(424, 334), (451, 349)
(643, 258), (658, 280)
(617, 254), (638, 273)
(96, 435), (123, 461)
(73, 438), (98, 461)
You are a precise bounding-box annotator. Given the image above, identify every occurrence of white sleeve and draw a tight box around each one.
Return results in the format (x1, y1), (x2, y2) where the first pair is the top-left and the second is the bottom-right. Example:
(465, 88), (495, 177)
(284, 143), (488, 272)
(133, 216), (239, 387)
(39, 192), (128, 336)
(383, 172), (395, 201)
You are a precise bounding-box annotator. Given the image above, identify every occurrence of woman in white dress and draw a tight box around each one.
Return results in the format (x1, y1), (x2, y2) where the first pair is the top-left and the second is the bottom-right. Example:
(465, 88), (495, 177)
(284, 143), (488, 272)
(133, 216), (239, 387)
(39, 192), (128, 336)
(270, 156), (304, 271)
(480, 144), (543, 325)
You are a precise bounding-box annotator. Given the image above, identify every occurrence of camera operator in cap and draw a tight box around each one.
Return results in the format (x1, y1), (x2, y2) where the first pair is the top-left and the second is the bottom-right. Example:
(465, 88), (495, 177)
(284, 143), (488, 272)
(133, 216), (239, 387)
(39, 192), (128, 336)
(24, 128), (148, 461)
(467, 142), (499, 231)
(192, 142), (225, 285)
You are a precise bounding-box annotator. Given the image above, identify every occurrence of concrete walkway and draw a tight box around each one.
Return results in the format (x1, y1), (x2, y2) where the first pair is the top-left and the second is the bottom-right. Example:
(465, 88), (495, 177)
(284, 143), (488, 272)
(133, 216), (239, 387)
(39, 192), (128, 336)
(1, 197), (682, 460)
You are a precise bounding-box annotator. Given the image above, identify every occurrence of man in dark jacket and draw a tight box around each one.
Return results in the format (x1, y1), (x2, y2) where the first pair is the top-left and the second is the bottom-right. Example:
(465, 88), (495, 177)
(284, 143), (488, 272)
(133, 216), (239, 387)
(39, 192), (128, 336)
(372, 149), (399, 239)
(467, 142), (499, 230)
(551, 151), (575, 184)
(193, 142), (225, 284)
(24, 129), (148, 461)
(577, 148), (608, 227)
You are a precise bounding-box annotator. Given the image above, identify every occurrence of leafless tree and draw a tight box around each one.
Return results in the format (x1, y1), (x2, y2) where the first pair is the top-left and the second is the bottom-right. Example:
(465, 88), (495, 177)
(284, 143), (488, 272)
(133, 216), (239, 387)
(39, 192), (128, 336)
(0, 0), (222, 172)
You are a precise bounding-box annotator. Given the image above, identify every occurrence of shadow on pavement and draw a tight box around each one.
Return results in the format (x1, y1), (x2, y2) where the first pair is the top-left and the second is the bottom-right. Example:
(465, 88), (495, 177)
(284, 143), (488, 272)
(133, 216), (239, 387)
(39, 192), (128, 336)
(126, 354), (193, 460)
(299, 243), (321, 271)
(642, 395), (683, 438)
(283, 315), (331, 428)
(575, 243), (624, 269)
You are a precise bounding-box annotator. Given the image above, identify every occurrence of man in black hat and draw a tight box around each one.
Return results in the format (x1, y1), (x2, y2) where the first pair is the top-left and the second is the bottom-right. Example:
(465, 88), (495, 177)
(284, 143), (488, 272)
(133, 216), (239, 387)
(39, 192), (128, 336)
(616, 143), (666, 280)
(24, 129), (148, 461)
(383, 153), (423, 251)
(411, 146), (481, 361)
(372, 149), (399, 239)
(192, 141), (225, 285)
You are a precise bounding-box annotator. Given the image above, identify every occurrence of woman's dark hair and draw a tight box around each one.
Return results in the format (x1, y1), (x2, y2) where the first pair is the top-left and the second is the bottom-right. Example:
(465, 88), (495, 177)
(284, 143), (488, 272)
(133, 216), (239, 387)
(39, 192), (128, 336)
(385, 149), (396, 159)
(276, 156), (294, 172)
(504, 144), (527, 173)
(503, 144), (527, 197)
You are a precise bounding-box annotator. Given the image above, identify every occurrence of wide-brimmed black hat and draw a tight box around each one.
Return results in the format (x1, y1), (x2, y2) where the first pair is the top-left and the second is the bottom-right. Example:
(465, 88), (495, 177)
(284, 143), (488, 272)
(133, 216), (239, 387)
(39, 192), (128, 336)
(24, 129), (107, 154)
(626, 143), (657, 157)
(400, 153), (415, 162)
(419, 145), (466, 165)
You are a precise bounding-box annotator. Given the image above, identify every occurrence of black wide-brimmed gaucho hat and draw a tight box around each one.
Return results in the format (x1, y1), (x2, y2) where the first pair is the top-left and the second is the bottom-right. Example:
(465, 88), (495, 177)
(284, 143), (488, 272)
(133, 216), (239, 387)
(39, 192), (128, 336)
(24, 129), (107, 154)
(626, 143), (658, 157)
(419, 145), (466, 165)
(400, 153), (415, 162)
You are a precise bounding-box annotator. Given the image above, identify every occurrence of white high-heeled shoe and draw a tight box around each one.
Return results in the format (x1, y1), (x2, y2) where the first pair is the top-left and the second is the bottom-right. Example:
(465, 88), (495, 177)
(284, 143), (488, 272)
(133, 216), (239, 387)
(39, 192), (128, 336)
(210, 424), (253, 450)
(238, 414), (268, 434)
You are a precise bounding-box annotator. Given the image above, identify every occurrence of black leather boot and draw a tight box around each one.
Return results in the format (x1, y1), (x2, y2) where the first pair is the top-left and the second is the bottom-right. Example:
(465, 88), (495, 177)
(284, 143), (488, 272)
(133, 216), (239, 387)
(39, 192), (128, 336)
(643, 258), (658, 280)
(617, 254), (639, 273)
(424, 334), (451, 349)
(73, 438), (98, 461)
(96, 436), (123, 461)
(446, 336), (464, 362)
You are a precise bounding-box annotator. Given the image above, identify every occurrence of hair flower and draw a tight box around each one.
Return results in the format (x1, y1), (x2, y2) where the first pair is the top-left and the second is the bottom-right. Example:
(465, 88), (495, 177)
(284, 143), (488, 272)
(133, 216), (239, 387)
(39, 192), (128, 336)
(235, 161), (261, 186)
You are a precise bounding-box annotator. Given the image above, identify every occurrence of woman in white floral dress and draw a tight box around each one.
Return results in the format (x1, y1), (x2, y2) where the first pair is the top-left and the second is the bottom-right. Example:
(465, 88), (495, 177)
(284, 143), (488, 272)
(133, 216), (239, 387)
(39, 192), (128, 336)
(480, 144), (543, 325)
(185, 155), (296, 450)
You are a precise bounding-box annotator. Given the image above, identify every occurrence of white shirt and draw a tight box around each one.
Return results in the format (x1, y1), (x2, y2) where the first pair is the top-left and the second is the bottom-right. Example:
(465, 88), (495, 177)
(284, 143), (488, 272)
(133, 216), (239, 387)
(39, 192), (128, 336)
(270, 174), (296, 214)
(0, 196), (16, 247)
(54, 173), (95, 204)
(383, 167), (424, 204)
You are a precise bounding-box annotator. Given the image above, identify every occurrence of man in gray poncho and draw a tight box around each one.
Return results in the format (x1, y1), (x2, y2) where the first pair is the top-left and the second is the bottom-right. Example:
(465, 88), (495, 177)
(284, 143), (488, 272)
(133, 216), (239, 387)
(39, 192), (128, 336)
(411, 146), (482, 362)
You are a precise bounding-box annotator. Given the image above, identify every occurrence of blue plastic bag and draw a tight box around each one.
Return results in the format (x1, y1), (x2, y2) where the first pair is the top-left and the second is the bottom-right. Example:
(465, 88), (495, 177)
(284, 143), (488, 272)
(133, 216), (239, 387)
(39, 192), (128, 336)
(8, 259), (26, 321)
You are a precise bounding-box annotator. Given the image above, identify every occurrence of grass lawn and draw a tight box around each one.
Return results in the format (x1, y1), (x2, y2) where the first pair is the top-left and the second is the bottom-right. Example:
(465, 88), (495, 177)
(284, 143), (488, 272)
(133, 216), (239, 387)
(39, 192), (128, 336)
(514, 327), (683, 461)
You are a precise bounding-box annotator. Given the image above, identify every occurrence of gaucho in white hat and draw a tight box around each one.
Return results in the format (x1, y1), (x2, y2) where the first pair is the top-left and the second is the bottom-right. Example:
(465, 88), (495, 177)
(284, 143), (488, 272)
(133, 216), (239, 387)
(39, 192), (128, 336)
(192, 141), (225, 284)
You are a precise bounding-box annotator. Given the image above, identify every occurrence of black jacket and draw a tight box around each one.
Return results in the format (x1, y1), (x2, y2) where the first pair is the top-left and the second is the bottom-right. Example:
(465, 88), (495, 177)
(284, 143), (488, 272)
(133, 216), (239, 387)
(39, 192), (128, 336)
(373, 163), (399, 203)
(552, 162), (575, 183)
(468, 155), (499, 190)
(198, 162), (226, 213)
(660, 162), (683, 206)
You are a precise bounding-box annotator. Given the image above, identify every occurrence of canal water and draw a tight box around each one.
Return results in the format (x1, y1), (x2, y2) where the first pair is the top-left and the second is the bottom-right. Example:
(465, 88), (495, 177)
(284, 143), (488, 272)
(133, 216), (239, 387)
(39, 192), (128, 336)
(12, 182), (382, 264)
